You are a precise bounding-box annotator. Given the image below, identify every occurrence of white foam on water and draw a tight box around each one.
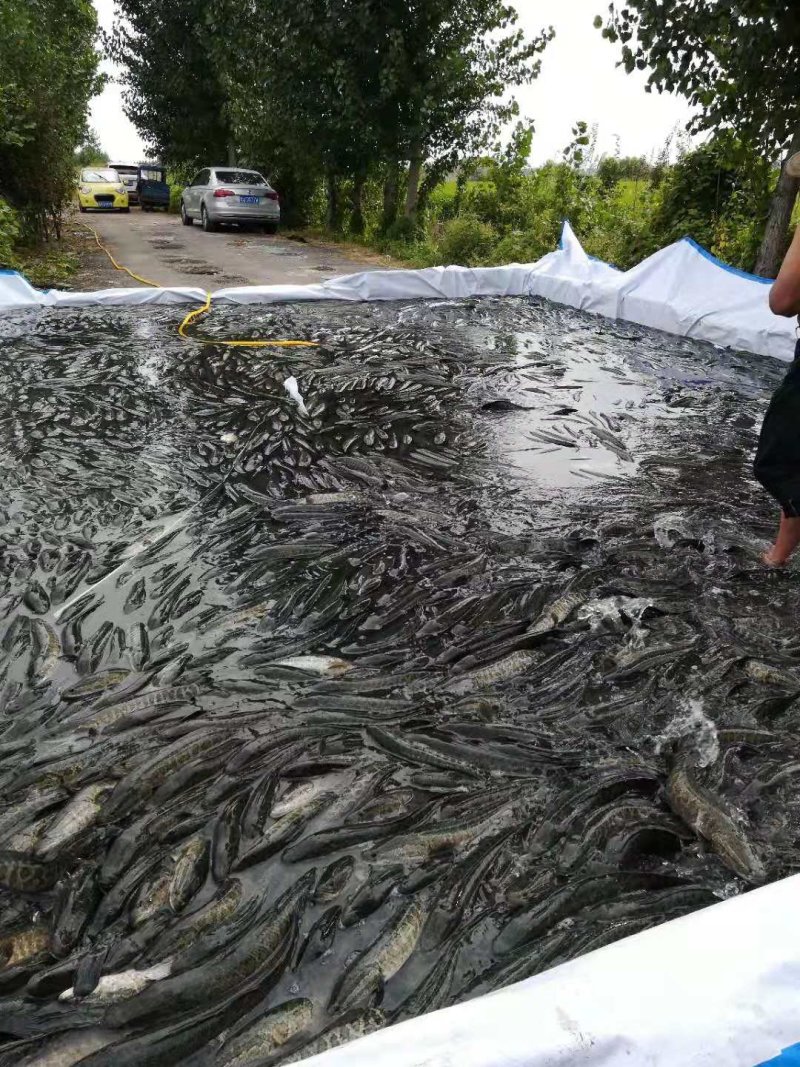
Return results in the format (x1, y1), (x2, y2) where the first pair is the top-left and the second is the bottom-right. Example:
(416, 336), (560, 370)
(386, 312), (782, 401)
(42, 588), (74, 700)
(653, 511), (688, 549)
(655, 697), (720, 768)
(578, 596), (653, 652)
(137, 354), (160, 386)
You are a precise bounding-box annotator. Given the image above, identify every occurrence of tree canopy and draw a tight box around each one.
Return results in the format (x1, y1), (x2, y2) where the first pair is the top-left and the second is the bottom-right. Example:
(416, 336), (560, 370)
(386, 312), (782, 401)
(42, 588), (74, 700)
(75, 128), (107, 167)
(0, 0), (102, 239)
(600, 1), (800, 152)
(111, 0), (551, 229)
(108, 0), (233, 168)
(599, 1), (800, 275)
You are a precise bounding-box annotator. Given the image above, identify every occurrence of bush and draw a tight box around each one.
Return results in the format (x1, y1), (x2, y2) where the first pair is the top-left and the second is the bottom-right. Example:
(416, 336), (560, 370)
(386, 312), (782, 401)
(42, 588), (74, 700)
(383, 216), (418, 243)
(0, 198), (21, 269)
(490, 229), (551, 265)
(460, 180), (502, 225)
(427, 180), (459, 222)
(438, 217), (497, 266)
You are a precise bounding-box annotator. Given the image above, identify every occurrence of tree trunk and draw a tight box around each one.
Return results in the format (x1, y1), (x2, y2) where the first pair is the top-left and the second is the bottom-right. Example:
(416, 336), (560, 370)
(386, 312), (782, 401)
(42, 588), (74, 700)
(403, 141), (423, 223)
(755, 125), (800, 278)
(349, 171), (366, 235)
(381, 166), (399, 232)
(227, 141), (236, 166)
(326, 171), (342, 231)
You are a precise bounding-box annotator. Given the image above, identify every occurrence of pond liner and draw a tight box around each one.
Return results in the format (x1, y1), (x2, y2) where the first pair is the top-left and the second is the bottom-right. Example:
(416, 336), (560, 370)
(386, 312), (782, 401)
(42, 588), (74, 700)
(0, 222), (794, 362)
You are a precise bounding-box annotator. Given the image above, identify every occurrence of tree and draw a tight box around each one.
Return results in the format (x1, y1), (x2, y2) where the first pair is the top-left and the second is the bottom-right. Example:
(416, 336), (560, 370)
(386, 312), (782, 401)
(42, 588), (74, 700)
(0, 0), (102, 240)
(379, 0), (552, 224)
(75, 128), (106, 167)
(111, 0), (551, 234)
(109, 0), (234, 167)
(599, 1), (800, 277)
(596, 155), (652, 189)
(647, 136), (772, 257)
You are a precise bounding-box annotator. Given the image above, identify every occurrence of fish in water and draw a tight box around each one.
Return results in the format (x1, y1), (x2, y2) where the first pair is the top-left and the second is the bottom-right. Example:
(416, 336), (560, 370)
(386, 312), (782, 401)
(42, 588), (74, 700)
(0, 297), (794, 1063)
(59, 961), (172, 1004)
(270, 654), (354, 676)
(216, 997), (314, 1066)
(330, 895), (429, 1012)
(666, 759), (765, 883)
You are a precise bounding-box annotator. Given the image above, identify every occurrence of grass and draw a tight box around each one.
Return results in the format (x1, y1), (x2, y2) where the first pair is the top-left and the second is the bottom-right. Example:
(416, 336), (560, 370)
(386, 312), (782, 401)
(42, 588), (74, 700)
(11, 216), (94, 289)
(15, 244), (80, 289)
(293, 221), (458, 269)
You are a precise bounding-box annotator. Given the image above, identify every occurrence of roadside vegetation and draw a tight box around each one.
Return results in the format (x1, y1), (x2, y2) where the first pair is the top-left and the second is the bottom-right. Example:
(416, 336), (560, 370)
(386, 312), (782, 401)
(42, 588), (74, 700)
(1, 0), (799, 287)
(0, 0), (102, 279)
(112, 0), (799, 279)
(292, 125), (782, 274)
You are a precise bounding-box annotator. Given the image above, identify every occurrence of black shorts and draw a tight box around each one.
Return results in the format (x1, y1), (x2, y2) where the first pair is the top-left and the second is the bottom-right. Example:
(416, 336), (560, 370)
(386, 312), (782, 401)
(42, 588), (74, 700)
(754, 338), (800, 516)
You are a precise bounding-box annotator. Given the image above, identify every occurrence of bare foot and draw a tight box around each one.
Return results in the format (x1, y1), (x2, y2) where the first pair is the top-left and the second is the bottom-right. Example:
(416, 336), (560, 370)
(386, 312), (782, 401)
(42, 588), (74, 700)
(762, 550), (787, 568)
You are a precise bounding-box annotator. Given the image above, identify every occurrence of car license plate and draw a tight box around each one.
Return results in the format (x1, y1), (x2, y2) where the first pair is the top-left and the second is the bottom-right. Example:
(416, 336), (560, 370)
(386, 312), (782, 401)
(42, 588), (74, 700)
(239, 196), (260, 205)
(98, 202), (112, 208)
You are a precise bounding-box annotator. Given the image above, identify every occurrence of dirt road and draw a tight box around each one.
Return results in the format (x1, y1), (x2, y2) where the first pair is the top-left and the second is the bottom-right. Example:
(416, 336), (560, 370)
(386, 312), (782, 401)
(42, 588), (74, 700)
(73, 208), (393, 290)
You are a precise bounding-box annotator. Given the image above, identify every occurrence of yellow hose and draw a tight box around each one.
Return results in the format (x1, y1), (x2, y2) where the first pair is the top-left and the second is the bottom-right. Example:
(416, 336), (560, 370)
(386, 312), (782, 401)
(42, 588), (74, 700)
(85, 222), (317, 349)
(87, 224), (161, 287)
(176, 292), (317, 348)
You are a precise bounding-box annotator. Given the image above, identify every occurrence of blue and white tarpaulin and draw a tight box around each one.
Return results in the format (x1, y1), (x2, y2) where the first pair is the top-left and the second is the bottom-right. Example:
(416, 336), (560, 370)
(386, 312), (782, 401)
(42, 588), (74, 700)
(0, 223), (795, 361)
(299, 873), (800, 1067)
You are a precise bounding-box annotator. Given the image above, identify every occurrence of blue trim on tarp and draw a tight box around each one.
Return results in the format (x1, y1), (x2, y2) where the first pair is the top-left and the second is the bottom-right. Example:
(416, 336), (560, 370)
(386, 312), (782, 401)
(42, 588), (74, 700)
(682, 236), (774, 285)
(557, 221), (773, 284)
(0, 268), (22, 276)
(756, 1041), (800, 1065)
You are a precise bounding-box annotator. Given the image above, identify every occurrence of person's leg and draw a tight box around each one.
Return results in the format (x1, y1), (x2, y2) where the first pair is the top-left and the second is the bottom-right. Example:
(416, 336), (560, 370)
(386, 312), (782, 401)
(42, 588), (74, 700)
(763, 511), (800, 566)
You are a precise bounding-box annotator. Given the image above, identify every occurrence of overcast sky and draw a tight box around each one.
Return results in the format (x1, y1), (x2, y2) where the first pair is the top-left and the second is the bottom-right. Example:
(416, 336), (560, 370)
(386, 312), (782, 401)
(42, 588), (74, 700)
(90, 0), (697, 165)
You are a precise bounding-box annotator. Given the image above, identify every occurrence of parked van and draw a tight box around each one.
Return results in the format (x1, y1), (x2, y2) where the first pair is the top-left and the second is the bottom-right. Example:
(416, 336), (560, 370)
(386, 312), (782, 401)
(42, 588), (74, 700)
(107, 162), (140, 205)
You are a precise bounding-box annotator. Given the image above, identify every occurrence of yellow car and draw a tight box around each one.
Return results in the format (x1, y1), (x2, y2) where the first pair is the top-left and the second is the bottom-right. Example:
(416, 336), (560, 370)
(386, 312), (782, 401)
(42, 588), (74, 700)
(77, 168), (129, 212)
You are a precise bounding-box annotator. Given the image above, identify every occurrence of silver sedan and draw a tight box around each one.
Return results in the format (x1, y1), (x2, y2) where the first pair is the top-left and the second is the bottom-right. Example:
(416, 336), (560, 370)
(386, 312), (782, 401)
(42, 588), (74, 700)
(180, 167), (281, 233)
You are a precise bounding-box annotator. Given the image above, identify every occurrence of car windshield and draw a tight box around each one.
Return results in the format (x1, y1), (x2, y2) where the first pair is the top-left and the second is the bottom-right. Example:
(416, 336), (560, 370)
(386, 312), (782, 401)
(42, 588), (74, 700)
(113, 168), (138, 178)
(139, 169), (164, 181)
(215, 170), (266, 186)
(82, 169), (119, 183)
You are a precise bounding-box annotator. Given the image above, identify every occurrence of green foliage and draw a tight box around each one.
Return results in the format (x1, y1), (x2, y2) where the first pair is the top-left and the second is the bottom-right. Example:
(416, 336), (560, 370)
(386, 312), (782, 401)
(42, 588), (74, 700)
(75, 129), (106, 168)
(427, 181), (459, 222)
(601, 1), (800, 153)
(0, 0), (102, 241)
(0, 197), (20, 269)
(489, 229), (548, 265)
(111, 0), (552, 229)
(646, 137), (775, 262)
(600, 2), (800, 275)
(337, 129), (776, 275)
(460, 182), (502, 226)
(110, 0), (232, 166)
(438, 217), (496, 266)
(596, 155), (653, 189)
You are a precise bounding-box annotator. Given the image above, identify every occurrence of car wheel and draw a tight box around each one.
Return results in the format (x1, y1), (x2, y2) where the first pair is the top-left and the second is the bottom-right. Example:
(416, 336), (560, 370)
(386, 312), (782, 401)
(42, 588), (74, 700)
(180, 201), (193, 226)
(263, 222), (279, 235)
(79, 205), (86, 213)
(122, 206), (130, 213)
(201, 205), (217, 232)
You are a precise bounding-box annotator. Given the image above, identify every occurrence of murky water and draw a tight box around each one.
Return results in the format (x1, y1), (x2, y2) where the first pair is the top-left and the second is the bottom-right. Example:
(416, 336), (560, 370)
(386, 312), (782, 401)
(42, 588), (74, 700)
(0, 296), (797, 1066)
